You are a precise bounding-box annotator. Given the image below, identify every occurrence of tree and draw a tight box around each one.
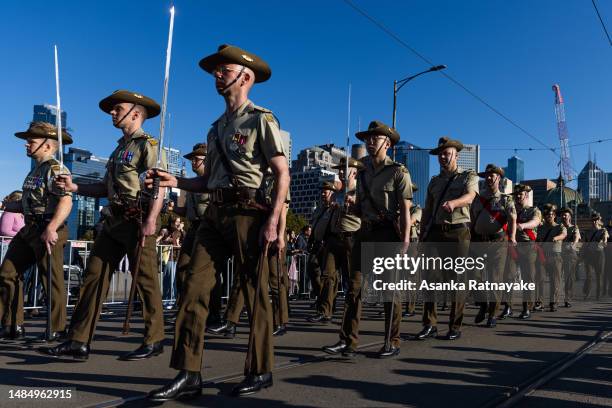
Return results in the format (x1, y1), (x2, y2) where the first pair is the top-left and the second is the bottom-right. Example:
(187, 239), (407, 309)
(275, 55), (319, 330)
(286, 208), (307, 235)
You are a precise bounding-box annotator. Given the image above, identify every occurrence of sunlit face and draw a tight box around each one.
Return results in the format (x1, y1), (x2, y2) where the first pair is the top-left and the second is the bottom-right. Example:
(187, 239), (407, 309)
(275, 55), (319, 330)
(561, 212), (571, 225)
(364, 134), (390, 157)
(110, 102), (141, 128)
(485, 172), (500, 190)
(321, 188), (334, 204)
(191, 155), (205, 173)
(516, 191), (528, 205)
(213, 64), (246, 94)
(25, 137), (54, 159)
(438, 147), (457, 169)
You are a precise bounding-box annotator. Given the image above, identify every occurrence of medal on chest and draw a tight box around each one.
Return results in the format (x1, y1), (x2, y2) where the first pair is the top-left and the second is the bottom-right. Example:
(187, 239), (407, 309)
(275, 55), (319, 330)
(230, 132), (248, 154)
(117, 149), (134, 164)
(23, 176), (44, 190)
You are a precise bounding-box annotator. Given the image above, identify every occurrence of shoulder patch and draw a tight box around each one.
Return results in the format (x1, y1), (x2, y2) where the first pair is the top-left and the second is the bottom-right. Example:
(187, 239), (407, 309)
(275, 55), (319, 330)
(252, 104), (272, 114)
(146, 137), (158, 146)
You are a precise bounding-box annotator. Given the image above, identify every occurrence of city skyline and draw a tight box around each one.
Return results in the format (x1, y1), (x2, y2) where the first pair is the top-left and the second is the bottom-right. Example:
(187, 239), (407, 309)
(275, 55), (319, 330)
(2, 1), (611, 199)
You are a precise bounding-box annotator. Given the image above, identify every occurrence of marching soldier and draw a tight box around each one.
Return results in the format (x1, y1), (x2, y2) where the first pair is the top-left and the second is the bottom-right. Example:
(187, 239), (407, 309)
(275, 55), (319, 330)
(404, 183), (422, 318)
(0, 122), (73, 341)
(208, 152), (291, 338)
(511, 184), (541, 319)
(536, 204), (566, 311)
(147, 44), (290, 400)
(323, 120), (412, 358)
(471, 164), (516, 327)
(306, 182), (336, 310)
(583, 212), (608, 300)
(39, 90), (167, 361)
(309, 159), (363, 323)
(416, 137), (477, 341)
(171, 143), (211, 313)
(559, 207), (580, 307)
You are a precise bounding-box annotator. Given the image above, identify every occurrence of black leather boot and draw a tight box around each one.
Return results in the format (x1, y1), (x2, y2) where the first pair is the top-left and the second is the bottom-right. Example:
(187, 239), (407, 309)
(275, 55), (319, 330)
(205, 321), (236, 338)
(148, 370), (202, 402)
(37, 340), (89, 361)
(231, 372), (273, 396)
(120, 341), (163, 361)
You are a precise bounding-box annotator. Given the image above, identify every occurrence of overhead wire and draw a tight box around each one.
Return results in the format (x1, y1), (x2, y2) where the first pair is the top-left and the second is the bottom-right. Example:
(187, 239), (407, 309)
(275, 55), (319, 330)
(592, 0), (612, 46)
(341, 0), (590, 177)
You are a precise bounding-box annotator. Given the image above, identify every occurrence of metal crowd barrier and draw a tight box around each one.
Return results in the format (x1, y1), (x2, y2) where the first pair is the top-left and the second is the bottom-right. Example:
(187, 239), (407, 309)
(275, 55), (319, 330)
(0, 236), (338, 311)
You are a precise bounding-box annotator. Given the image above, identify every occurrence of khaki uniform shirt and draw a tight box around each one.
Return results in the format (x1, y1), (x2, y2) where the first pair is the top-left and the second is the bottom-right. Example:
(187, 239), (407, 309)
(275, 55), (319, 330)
(537, 222), (566, 253)
(311, 204), (334, 242)
(330, 191), (361, 234)
(22, 155), (72, 217)
(586, 228), (609, 251)
(356, 156), (413, 223)
(104, 128), (166, 205)
(424, 167), (478, 225)
(206, 100), (285, 190)
(472, 190), (516, 236)
(409, 205), (422, 240)
(516, 205), (541, 242)
(185, 192), (210, 221)
(562, 224), (580, 253)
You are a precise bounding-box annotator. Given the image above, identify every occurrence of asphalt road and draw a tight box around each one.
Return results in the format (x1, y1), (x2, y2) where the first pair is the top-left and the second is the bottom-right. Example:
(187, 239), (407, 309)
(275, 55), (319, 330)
(1, 299), (611, 408)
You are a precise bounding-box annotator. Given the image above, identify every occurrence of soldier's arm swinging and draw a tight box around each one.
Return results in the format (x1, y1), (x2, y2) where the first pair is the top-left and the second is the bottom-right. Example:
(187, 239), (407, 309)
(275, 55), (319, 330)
(41, 195), (72, 253)
(263, 155), (290, 245)
(443, 190), (477, 213)
(141, 186), (166, 240)
(144, 169), (208, 193)
(518, 215), (540, 231)
(55, 174), (107, 198)
(507, 212), (517, 243)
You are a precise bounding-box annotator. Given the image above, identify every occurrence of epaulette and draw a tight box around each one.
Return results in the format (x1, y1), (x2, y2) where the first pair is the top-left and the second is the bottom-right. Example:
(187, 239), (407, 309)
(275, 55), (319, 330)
(253, 105), (281, 127)
(145, 134), (158, 146)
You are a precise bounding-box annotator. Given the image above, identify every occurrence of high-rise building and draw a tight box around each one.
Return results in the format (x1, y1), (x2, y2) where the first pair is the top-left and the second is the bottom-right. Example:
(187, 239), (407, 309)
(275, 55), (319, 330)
(63, 148), (109, 239)
(504, 155), (524, 183)
(522, 178), (557, 207)
(457, 143), (480, 172)
(33, 104), (67, 128)
(393, 141), (429, 206)
(162, 147), (183, 177)
(289, 167), (336, 221)
(290, 144), (352, 221)
(291, 144), (347, 172)
(578, 160), (609, 203)
(352, 143), (366, 160)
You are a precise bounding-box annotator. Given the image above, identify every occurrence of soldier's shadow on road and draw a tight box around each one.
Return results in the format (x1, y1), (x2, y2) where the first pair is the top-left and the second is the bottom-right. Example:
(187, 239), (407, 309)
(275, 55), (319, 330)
(0, 367), (168, 401)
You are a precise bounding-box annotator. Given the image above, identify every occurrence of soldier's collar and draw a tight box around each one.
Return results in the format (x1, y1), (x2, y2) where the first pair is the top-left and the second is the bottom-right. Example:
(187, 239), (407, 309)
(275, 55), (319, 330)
(222, 99), (253, 122)
(38, 155), (57, 166)
(117, 127), (146, 143)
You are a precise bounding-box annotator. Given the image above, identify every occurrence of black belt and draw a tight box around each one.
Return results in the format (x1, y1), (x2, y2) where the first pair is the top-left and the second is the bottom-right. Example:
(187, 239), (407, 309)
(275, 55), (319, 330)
(210, 187), (261, 205)
(110, 202), (141, 218)
(431, 222), (470, 232)
(25, 214), (53, 224)
(332, 231), (355, 239)
(361, 219), (394, 231)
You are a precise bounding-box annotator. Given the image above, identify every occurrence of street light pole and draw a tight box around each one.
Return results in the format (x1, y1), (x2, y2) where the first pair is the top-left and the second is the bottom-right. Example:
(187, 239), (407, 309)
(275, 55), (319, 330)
(391, 65), (446, 160)
(392, 64), (447, 129)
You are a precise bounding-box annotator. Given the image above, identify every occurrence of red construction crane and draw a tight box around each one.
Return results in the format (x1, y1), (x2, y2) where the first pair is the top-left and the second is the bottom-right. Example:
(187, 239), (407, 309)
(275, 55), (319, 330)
(552, 84), (574, 181)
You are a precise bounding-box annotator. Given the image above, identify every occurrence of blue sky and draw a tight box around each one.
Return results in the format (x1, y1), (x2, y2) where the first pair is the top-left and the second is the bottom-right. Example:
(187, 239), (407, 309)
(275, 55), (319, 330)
(1, 0), (611, 198)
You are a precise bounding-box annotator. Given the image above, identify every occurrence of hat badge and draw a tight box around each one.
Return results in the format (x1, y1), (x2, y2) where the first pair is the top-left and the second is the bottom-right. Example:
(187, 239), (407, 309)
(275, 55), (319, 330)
(133, 93), (143, 99)
(241, 54), (254, 62)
